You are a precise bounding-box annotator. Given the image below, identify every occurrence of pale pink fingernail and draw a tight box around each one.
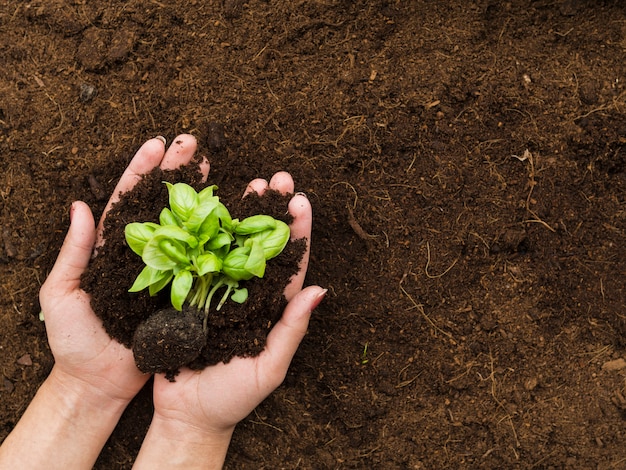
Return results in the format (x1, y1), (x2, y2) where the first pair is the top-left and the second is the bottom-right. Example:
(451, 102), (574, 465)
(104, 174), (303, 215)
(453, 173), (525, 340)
(311, 288), (327, 311)
(155, 135), (166, 145)
(294, 191), (308, 199)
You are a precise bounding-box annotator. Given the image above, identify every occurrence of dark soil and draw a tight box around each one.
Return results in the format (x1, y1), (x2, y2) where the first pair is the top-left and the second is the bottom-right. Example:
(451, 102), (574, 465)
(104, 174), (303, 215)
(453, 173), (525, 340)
(82, 162), (305, 379)
(2, 1), (626, 468)
(132, 307), (207, 377)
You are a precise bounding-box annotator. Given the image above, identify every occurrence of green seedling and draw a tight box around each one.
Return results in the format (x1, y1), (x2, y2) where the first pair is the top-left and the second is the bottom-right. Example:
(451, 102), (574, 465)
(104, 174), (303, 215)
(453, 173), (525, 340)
(125, 182), (290, 329)
(360, 342), (370, 365)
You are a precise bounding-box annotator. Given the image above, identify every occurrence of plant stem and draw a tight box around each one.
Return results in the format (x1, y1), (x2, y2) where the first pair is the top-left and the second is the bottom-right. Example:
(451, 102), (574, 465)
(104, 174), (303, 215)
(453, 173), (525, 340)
(202, 279), (225, 331)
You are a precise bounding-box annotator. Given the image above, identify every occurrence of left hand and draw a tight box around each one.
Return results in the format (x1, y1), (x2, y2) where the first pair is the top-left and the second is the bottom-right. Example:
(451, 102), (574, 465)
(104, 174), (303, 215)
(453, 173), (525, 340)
(40, 134), (207, 405)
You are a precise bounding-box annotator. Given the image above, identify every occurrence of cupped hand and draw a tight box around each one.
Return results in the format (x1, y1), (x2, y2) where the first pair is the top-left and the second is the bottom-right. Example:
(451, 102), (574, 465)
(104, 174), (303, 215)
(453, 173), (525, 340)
(149, 172), (324, 436)
(39, 134), (206, 405)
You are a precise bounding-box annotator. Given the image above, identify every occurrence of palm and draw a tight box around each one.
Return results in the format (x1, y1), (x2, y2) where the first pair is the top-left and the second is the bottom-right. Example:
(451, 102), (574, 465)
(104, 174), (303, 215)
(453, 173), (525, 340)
(153, 357), (270, 431)
(41, 286), (146, 401)
(151, 175), (315, 433)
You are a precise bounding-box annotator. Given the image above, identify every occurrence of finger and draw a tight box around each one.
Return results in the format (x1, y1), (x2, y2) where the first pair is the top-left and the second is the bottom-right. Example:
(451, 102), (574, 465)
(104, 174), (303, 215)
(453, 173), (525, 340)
(160, 134), (198, 170)
(96, 136), (167, 245)
(258, 286), (326, 390)
(198, 156), (210, 183)
(284, 193), (312, 300)
(41, 202), (96, 298)
(268, 171), (294, 194)
(243, 178), (268, 197)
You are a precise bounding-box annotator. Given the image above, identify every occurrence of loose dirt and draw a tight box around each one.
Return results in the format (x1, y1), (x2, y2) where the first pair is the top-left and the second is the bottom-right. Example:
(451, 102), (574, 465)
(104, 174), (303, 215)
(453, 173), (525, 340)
(2, 1), (626, 468)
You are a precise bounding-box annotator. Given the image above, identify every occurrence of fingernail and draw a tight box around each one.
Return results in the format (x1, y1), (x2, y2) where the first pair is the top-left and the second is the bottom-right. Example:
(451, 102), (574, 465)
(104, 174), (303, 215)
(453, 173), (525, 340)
(155, 135), (166, 145)
(69, 202), (76, 222)
(294, 191), (308, 199)
(311, 288), (327, 311)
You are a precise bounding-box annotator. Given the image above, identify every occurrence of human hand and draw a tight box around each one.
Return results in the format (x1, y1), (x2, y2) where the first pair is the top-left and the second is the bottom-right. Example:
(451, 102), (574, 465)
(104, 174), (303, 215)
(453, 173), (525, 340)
(0, 135), (207, 469)
(134, 172), (324, 469)
(40, 134), (206, 406)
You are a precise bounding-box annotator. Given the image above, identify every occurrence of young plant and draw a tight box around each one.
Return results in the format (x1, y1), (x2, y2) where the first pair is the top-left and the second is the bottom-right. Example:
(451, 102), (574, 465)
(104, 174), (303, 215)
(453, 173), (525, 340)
(124, 182), (290, 329)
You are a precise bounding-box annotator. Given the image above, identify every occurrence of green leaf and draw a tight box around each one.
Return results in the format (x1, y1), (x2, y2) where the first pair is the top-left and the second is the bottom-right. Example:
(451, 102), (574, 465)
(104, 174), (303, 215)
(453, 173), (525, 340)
(159, 239), (191, 266)
(233, 215), (277, 235)
(184, 196), (220, 234)
(196, 252), (222, 276)
(153, 225), (198, 249)
(243, 239), (266, 278)
(159, 207), (179, 227)
(222, 244), (266, 281)
(198, 184), (218, 203)
(171, 270), (193, 311)
(149, 271), (174, 296)
(214, 203), (233, 231)
(222, 246), (255, 281)
(205, 231), (233, 252)
(142, 238), (180, 271)
(248, 220), (290, 259)
(165, 182), (198, 221)
(125, 222), (159, 256)
(230, 287), (248, 303)
(129, 265), (167, 292)
(194, 206), (221, 244)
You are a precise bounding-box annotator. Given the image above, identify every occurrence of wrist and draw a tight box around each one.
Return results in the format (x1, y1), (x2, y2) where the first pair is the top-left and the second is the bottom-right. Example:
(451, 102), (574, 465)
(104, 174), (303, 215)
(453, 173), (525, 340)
(46, 365), (132, 416)
(0, 367), (129, 469)
(134, 413), (234, 469)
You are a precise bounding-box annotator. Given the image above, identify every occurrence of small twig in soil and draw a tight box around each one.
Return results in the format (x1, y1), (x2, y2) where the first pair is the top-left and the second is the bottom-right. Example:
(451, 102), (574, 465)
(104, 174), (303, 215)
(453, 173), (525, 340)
(346, 204), (375, 241)
(399, 276), (455, 342)
(486, 351), (521, 451)
(424, 241), (458, 279)
(330, 181), (377, 240)
(330, 181), (358, 208)
(250, 409), (284, 433)
(513, 149), (556, 232)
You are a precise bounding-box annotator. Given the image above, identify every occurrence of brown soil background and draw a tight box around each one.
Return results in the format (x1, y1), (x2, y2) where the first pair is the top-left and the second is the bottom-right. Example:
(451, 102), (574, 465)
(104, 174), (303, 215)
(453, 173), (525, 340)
(1, 1), (626, 468)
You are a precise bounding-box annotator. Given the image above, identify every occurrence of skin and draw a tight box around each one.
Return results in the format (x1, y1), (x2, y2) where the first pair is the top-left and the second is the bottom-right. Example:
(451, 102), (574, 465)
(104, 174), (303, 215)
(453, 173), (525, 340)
(0, 135), (324, 469)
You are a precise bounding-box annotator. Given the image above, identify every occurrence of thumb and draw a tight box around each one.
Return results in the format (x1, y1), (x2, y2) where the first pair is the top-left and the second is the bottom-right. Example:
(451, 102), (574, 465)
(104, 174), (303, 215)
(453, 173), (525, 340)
(260, 286), (326, 386)
(42, 201), (96, 296)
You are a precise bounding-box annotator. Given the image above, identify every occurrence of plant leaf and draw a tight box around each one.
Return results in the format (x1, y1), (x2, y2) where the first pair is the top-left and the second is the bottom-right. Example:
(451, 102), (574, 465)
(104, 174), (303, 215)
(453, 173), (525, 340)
(159, 239), (191, 266)
(159, 207), (179, 227)
(233, 214), (277, 235)
(214, 202), (233, 231)
(196, 252), (222, 276)
(142, 237), (180, 271)
(184, 196), (220, 234)
(243, 239), (266, 278)
(222, 246), (255, 281)
(148, 271), (174, 296)
(206, 231), (233, 252)
(165, 182), (199, 222)
(198, 184), (218, 203)
(125, 222), (159, 256)
(194, 207), (221, 244)
(153, 225), (198, 249)
(230, 287), (248, 303)
(248, 220), (290, 259)
(171, 270), (193, 311)
(129, 265), (166, 292)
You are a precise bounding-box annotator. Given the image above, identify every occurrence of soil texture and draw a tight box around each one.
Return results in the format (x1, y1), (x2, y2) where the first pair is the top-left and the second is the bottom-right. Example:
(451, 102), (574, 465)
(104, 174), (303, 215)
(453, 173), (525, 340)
(2, 1), (626, 468)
